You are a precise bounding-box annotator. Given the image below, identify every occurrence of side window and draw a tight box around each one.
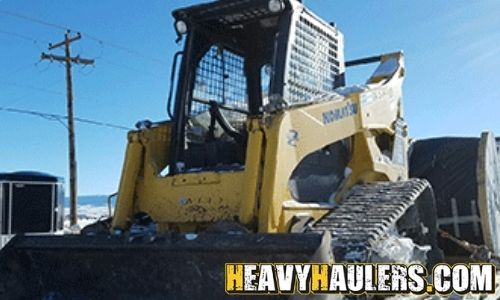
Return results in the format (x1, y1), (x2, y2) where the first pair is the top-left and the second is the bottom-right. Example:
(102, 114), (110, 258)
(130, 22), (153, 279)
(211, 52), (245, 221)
(261, 63), (271, 106)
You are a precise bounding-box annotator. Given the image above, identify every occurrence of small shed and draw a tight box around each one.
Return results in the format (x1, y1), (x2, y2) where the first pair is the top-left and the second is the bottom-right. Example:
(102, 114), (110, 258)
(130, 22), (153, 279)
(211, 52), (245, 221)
(0, 171), (64, 239)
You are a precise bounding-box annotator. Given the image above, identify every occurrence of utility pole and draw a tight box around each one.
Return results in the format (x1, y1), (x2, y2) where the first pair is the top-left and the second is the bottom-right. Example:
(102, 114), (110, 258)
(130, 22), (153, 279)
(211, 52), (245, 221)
(41, 30), (94, 226)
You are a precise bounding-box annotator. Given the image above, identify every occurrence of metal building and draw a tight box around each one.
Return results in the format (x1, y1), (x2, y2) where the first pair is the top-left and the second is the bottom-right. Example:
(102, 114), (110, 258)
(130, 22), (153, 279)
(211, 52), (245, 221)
(0, 171), (64, 248)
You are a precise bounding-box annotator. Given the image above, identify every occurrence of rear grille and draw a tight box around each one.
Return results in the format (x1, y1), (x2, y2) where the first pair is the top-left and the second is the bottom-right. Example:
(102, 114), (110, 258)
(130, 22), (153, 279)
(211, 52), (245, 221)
(284, 10), (344, 105)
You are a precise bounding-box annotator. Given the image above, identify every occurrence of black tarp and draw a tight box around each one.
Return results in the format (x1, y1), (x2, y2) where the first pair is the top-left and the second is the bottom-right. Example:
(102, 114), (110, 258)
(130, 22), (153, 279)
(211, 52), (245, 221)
(410, 137), (482, 256)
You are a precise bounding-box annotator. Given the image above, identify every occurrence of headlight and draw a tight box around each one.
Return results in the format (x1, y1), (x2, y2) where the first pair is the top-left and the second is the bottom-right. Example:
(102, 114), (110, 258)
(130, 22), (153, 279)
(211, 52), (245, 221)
(268, 0), (284, 13)
(175, 20), (188, 35)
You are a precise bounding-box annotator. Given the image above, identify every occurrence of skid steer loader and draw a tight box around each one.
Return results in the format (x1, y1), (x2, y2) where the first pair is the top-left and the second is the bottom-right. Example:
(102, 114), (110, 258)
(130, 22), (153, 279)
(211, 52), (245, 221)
(1, 0), (499, 299)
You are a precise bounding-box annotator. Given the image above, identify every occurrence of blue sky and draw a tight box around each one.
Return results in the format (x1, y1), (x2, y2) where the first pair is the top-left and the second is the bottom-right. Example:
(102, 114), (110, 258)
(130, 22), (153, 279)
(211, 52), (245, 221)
(0, 0), (499, 195)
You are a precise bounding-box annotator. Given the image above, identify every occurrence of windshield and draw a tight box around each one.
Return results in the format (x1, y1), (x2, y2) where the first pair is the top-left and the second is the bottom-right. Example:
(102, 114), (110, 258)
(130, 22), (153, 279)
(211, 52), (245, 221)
(191, 45), (248, 129)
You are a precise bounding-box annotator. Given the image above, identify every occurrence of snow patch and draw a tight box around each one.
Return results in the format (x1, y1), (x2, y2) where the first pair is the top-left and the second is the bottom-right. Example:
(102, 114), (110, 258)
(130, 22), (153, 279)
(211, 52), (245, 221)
(63, 205), (110, 233)
(370, 227), (430, 264)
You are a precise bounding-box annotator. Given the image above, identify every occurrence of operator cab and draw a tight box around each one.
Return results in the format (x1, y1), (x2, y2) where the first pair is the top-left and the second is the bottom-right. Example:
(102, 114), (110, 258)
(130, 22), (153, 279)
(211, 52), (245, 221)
(170, 0), (345, 174)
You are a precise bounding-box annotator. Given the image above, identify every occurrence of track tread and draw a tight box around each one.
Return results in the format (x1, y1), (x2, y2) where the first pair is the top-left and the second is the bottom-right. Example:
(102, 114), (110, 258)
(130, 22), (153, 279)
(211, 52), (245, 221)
(307, 178), (432, 262)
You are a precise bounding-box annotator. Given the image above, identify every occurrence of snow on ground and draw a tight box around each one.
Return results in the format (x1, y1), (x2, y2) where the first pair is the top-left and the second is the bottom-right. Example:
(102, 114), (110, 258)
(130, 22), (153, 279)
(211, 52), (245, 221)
(63, 204), (110, 233)
(59, 203), (500, 299)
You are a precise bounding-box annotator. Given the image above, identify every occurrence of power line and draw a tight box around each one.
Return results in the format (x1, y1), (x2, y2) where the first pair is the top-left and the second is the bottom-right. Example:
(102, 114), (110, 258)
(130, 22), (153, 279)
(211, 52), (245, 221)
(0, 9), (169, 64)
(73, 116), (132, 131)
(0, 29), (37, 42)
(0, 106), (132, 131)
(1, 79), (61, 107)
(0, 78), (141, 109)
(0, 9), (69, 31)
(0, 24), (165, 83)
(0, 63), (41, 80)
(0, 28), (50, 44)
(84, 34), (168, 64)
(99, 58), (166, 80)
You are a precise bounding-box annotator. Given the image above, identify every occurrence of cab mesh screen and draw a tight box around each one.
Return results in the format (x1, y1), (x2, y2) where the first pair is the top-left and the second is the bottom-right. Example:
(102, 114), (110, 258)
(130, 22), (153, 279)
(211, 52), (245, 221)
(192, 45), (248, 124)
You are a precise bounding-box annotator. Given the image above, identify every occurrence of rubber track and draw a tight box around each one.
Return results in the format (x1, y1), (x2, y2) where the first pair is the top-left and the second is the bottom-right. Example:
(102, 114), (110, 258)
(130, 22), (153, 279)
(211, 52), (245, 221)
(307, 179), (431, 262)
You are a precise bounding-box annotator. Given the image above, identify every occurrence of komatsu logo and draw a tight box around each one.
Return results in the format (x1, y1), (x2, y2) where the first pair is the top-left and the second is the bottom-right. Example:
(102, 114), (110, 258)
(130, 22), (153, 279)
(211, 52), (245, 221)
(225, 263), (495, 295)
(322, 102), (357, 125)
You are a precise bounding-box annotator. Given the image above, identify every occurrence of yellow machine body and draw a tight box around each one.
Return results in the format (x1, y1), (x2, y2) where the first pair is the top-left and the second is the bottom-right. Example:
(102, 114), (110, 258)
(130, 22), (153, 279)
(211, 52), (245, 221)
(2, 1), (498, 298)
(113, 52), (407, 234)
